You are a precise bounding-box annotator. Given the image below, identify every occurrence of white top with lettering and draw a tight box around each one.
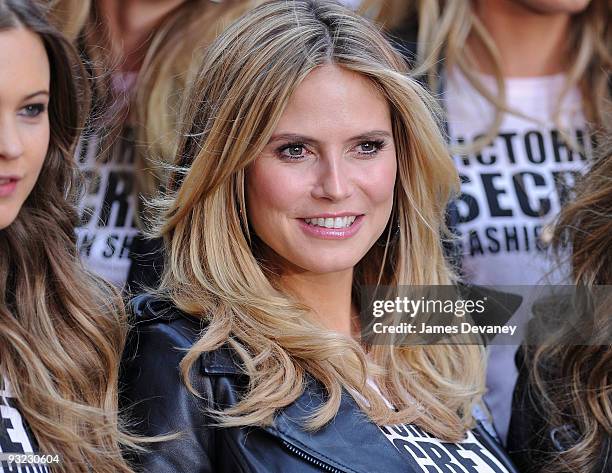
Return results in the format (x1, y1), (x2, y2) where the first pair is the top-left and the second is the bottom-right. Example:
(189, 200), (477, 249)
(75, 72), (140, 289)
(380, 423), (509, 473)
(361, 380), (509, 472)
(74, 128), (139, 288)
(446, 69), (589, 285)
(0, 376), (50, 473)
(445, 68), (590, 444)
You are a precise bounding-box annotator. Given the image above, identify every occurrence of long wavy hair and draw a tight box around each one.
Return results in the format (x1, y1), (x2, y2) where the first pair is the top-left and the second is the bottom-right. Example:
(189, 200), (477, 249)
(155, 0), (485, 441)
(527, 140), (612, 473)
(363, 0), (611, 152)
(46, 0), (264, 215)
(0, 1), (133, 471)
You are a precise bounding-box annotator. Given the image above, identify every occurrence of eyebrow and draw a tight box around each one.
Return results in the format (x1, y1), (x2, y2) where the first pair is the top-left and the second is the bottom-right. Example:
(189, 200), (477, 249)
(268, 130), (393, 145)
(22, 90), (49, 101)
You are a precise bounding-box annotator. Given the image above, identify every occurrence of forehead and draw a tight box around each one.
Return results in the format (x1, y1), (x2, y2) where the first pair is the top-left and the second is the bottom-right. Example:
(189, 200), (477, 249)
(0, 27), (50, 101)
(274, 65), (392, 137)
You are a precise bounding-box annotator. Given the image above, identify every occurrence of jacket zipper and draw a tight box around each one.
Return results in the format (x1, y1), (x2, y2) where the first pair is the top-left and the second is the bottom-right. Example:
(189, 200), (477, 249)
(281, 440), (345, 473)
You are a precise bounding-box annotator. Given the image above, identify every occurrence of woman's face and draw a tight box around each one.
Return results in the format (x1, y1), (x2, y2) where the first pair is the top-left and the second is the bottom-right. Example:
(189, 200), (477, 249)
(247, 65), (396, 275)
(0, 27), (50, 230)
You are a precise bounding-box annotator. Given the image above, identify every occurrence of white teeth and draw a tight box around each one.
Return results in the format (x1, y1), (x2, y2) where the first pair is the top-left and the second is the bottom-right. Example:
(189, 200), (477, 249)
(304, 215), (358, 229)
(0, 178), (9, 185)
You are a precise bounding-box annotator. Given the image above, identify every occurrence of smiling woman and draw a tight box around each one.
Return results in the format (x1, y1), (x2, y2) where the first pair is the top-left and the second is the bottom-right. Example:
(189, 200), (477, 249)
(247, 66), (397, 286)
(121, 1), (518, 472)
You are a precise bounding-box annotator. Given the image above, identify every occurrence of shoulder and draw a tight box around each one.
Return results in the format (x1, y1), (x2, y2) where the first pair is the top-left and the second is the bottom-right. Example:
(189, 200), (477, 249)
(121, 294), (222, 471)
(129, 293), (201, 346)
(125, 293), (241, 376)
(120, 294), (241, 437)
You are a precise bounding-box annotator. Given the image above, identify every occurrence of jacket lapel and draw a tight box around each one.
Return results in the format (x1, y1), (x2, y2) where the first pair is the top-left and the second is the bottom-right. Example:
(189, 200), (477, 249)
(264, 378), (414, 473)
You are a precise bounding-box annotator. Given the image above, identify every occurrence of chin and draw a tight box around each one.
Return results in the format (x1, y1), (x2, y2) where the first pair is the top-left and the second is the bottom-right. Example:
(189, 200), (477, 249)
(290, 253), (363, 275)
(0, 208), (20, 230)
(518, 0), (591, 14)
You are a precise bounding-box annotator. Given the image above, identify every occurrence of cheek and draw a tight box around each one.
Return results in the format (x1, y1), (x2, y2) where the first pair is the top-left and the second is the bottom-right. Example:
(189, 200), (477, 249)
(246, 160), (302, 226)
(361, 155), (397, 208)
(24, 120), (50, 192)
(0, 121), (50, 230)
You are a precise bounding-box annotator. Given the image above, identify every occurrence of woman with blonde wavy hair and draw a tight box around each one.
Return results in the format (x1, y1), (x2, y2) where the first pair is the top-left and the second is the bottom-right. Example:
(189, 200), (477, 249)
(45, 0), (262, 292)
(0, 0), (133, 472)
(366, 0), (610, 444)
(122, 1), (519, 471)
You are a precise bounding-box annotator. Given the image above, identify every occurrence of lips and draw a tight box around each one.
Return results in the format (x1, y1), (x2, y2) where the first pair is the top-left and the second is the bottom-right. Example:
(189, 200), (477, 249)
(298, 214), (364, 239)
(0, 177), (19, 197)
(303, 215), (357, 229)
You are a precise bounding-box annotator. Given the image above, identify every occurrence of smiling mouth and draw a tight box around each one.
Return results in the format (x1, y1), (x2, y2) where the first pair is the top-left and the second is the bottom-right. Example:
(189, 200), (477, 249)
(302, 216), (359, 229)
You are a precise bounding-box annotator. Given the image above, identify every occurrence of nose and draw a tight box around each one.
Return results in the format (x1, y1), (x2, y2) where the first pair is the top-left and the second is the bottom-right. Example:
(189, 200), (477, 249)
(311, 153), (353, 201)
(0, 116), (24, 160)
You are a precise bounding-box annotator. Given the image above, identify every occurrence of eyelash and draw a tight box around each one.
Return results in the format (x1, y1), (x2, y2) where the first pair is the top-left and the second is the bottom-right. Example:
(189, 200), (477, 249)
(19, 103), (46, 118)
(276, 139), (386, 161)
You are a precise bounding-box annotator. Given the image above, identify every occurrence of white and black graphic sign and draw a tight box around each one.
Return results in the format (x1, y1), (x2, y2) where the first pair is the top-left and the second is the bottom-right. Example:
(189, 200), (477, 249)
(454, 127), (587, 259)
(0, 377), (49, 473)
(379, 423), (509, 473)
(446, 70), (590, 285)
(75, 129), (139, 287)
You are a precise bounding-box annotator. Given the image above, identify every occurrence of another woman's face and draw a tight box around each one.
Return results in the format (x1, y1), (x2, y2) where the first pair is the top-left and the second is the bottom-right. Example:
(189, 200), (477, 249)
(0, 27), (50, 230)
(247, 65), (396, 275)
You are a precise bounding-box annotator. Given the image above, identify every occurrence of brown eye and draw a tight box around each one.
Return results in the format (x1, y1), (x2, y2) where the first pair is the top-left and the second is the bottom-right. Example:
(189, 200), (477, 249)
(356, 140), (384, 156)
(278, 143), (308, 160)
(287, 145), (304, 156)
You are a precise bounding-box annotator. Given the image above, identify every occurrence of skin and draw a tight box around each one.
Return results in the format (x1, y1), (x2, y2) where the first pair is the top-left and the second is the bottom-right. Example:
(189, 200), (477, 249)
(98, 0), (186, 72)
(0, 28), (50, 230)
(246, 65), (397, 336)
(471, 0), (592, 76)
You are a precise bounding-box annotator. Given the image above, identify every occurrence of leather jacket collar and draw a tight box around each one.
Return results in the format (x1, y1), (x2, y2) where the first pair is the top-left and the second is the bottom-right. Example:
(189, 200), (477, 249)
(126, 294), (518, 473)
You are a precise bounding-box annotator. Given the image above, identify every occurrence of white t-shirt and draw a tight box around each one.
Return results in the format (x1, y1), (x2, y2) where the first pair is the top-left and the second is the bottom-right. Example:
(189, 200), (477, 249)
(75, 128), (139, 288)
(358, 380), (510, 472)
(446, 69), (590, 285)
(0, 376), (50, 473)
(75, 72), (140, 289)
(445, 68), (591, 444)
(380, 423), (510, 473)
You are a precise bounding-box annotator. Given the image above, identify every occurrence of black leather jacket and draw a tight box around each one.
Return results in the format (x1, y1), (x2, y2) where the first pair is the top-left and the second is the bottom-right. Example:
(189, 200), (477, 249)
(121, 294), (519, 473)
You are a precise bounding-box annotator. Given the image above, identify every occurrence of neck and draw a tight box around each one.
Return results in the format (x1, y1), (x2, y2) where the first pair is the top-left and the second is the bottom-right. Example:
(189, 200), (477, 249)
(280, 268), (358, 337)
(469, 0), (572, 77)
(98, 0), (185, 72)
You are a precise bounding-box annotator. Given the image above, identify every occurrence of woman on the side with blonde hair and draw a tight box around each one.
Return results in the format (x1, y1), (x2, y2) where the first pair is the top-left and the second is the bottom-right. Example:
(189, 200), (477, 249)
(46, 0), (262, 292)
(0, 1), (133, 471)
(366, 0), (610, 443)
(122, 1), (518, 471)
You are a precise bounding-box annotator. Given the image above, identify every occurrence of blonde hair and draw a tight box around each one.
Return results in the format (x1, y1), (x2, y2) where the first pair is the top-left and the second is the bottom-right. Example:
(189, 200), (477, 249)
(0, 1), (133, 471)
(363, 0), (611, 152)
(156, 0), (485, 441)
(46, 0), (264, 214)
